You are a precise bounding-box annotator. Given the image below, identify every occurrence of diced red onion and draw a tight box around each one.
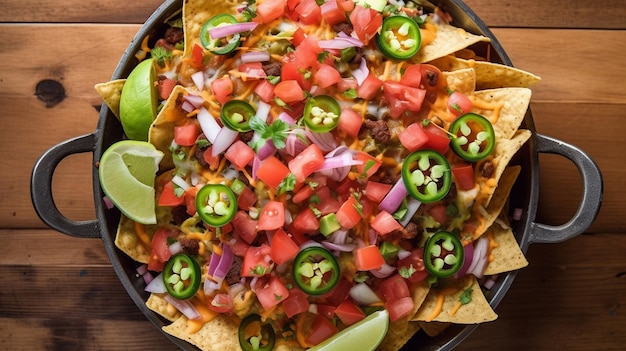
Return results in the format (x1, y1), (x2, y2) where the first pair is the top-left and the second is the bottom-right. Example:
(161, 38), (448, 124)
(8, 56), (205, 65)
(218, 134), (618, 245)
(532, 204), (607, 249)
(184, 94), (205, 109)
(352, 58), (369, 86)
(214, 244), (234, 280)
(252, 156), (261, 180)
(102, 196), (114, 209)
(397, 249), (412, 260)
(212, 127), (239, 156)
(197, 107), (220, 143)
(208, 22), (258, 39)
(368, 228), (378, 247)
(136, 264), (148, 276)
(378, 178), (408, 214)
(168, 241), (183, 256)
(317, 153), (363, 171)
(399, 198), (421, 227)
(284, 130), (309, 156)
(241, 51), (270, 63)
(172, 175), (190, 191)
(513, 207), (523, 221)
(468, 236), (489, 278)
(320, 0), (338, 15)
(321, 241), (357, 252)
(318, 37), (364, 50)
(191, 71), (205, 91)
(256, 139), (276, 160)
(164, 294), (201, 320)
(142, 271), (154, 285)
(483, 277), (496, 289)
(454, 243), (475, 278)
(330, 230), (348, 245)
(255, 101), (271, 122)
(305, 128), (337, 152)
(299, 240), (324, 250)
(349, 283), (382, 305)
(144, 273), (167, 293)
(181, 101), (195, 113)
(278, 112), (297, 125)
(369, 262), (396, 279)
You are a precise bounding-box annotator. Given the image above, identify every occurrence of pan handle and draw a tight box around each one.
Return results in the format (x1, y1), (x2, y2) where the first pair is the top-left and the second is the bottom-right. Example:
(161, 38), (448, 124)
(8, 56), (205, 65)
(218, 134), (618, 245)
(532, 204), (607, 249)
(529, 134), (603, 244)
(31, 133), (100, 239)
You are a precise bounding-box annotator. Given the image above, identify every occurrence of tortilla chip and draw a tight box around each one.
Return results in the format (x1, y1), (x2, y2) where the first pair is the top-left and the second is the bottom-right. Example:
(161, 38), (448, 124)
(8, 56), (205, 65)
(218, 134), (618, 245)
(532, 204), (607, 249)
(417, 321), (452, 337)
(182, 0), (241, 55)
(483, 221), (528, 275)
(114, 214), (151, 263)
(149, 85), (189, 171)
(379, 320), (421, 351)
(473, 165), (521, 239)
(94, 79), (125, 119)
(430, 56), (541, 89)
(472, 87), (532, 140)
(414, 22), (490, 64)
(411, 275), (497, 324)
(443, 68), (476, 94)
(163, 315), (242, 350)
(146, 294), (182, 322)
(483, 129), (532, 206)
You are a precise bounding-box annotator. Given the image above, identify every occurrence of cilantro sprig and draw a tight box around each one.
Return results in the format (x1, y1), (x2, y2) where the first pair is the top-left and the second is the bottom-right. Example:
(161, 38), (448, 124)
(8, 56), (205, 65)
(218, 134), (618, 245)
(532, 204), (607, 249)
(249, 116), (290, 149)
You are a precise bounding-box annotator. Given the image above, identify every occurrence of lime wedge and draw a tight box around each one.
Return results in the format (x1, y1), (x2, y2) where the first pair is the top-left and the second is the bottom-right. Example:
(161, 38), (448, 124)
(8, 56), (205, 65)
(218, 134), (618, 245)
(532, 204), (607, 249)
(119, 58), (158, 141)
(309, 310), (390, 351)
(98, 140), (163, 224)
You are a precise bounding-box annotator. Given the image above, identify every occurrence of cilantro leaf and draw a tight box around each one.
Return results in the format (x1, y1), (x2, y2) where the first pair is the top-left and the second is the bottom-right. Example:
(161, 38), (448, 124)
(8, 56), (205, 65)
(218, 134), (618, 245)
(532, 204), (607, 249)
(249, 116), (290, 149)
(278, 173), (296, 195)
(459, 287), (473, 305)
(399, 265), (417, 279)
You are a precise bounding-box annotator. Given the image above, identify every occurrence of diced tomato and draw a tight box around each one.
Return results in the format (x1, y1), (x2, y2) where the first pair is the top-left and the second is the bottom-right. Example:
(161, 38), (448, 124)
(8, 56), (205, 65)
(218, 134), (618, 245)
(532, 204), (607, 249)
(291, 27), (306, 46)
(295, 0), (322, 26)
(282, 61), (313, 91)
(151, 228), (179, 263)
(225, 140), (255, 170)
(335, 298), (365, 326)
(269, 228), (299, 265)
(229, 234), (251, 257)
(354, 152), (382, 179)
(315, 304), (336, 319)
(338, 108), (362, 137)
(190, 43), (205, 69)
(399, 64), (422, 88)
(274, 79), (305, 103)
(337, 0), (355, 11)
(357, 74), (383, 100)
(336, 194), (362, 230)
(256, 156), (290, 189)
(174, 123), (200, 147)
(237, 186), (258, 211)
(337, 77), (358, 92)
(314, 63), (342, 89)
(241, 244), (272, 277)
(258, 201), (285, 231)
(423, 123), (451, 154)
(294, 36), (323, 68)
(255, 0), (287, 23)
(398, 122), (429, 152)
(364, 181), (392, 203)
(292, 185), (315, 204)
(207, 293), (234, 314)
(239, 62), (267, 80)
(354, 245), (385, 271)
(202, 146), (221, 170)
(370, 210), (402, 236)
(386, 296), (415, 322)
(256, 276), (290, 310)
(231, 211), (258, 244)
(379, 274), (410, 302)
(288, 144), (325, 183)
(148, 254), (165, 272)
(158, 181), (185, 207)
(383, 81), (426, 117)
(417, 64), (448, 92)
(210, 76), (234, 105)
(429, 204), (448, 225)
(321, 277), (352, 306)
(305, 314), (338, 346)
(320, 0), (347, 25)
(396, 248), (429, 283)
(452, 163), (476, 190)
(184, 186), (198, 216)
(291, 207), (320, 236)
(349, 5), (382, 43)
(447, 91), (473, 117)
(283, 287), (310, 318)
(312, 187), (341, 215)
(158, 78), (177, 100)
(254, 80), (276, 103)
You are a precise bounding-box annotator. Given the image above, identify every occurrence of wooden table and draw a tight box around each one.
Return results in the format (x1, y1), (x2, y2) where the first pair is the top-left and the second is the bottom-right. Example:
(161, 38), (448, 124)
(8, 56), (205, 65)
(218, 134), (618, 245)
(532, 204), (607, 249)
(2, 0), (625, 350)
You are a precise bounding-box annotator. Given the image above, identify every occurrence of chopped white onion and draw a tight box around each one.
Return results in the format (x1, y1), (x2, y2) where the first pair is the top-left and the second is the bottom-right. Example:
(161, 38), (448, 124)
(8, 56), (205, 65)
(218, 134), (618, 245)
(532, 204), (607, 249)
(349, 283), (382, 305)
(164, 295), (201, 320)
(370, 262), (396, 279)
(211, 127), (239, 156)
(255, 100), (271, 122)
(144, 273), (167, 293)
(241, 51), (270, 63)
(399, 198), (422, 227)
(352, 58), (369, 86)
(171, 175), (190, 191)
(197, 107), (220, 143)
(191, 70), (205, 91)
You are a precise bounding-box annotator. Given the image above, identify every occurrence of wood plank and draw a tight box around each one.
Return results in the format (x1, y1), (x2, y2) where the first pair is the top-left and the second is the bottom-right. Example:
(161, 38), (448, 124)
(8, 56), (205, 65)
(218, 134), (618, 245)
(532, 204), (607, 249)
(464, 0), (626, 29)
(0, 0), (163, 23)
(3, 0), (624, 30)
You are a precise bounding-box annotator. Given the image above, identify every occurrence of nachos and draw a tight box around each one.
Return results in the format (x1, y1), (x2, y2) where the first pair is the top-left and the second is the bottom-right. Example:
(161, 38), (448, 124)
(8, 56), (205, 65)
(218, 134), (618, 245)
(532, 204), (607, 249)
(97, 0), (539, 349)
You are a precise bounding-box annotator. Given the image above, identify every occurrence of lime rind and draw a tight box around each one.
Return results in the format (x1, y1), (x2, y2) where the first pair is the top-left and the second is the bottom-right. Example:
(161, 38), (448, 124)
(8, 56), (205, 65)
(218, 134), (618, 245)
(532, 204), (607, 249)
(99, 140), (163, 224)
(119, 58), (158, 141)
(308, 310), (390, 351)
